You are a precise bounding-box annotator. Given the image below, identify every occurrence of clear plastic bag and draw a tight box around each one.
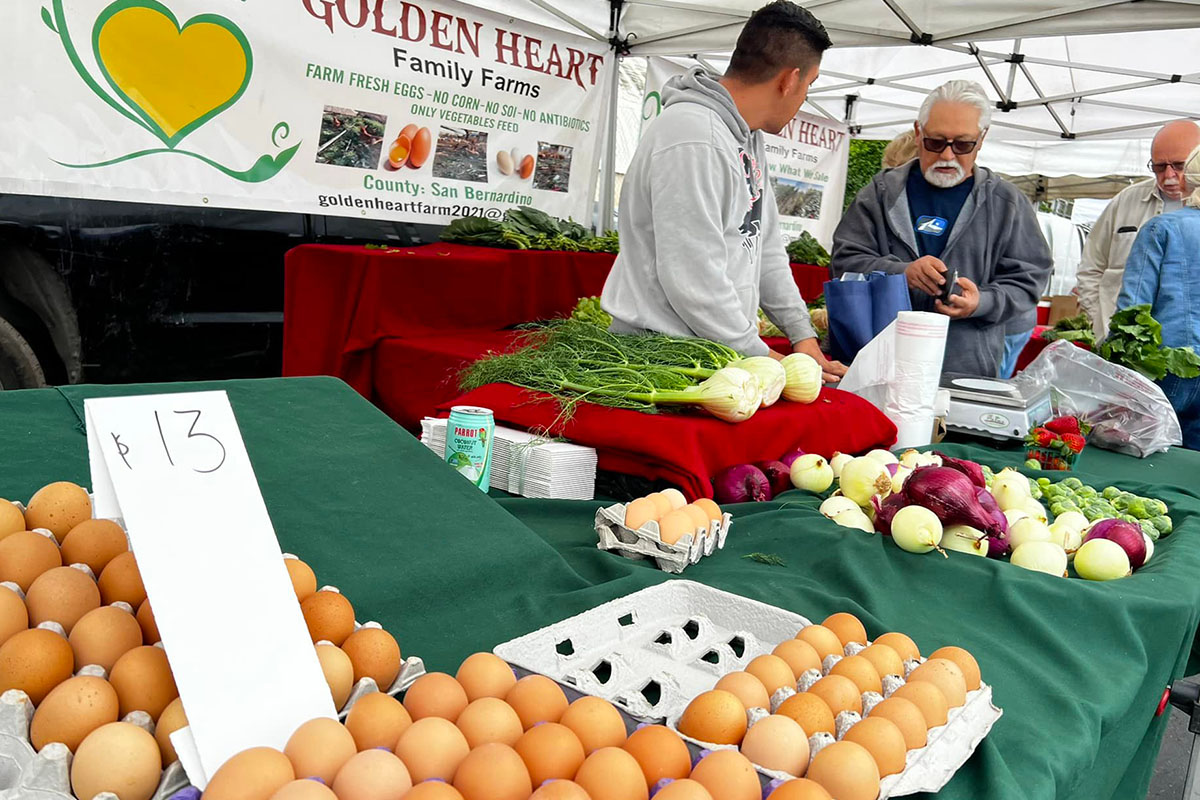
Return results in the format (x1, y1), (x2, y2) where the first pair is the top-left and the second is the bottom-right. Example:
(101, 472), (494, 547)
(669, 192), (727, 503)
(1012, 340), (1182, 457)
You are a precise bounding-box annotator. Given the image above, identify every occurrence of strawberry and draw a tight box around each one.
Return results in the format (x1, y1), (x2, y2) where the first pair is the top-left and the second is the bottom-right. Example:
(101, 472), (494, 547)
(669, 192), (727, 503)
(1061, 433), (1086, 454)
(1031, 427), (1056, 448)
(1045, 416), (1082, 436)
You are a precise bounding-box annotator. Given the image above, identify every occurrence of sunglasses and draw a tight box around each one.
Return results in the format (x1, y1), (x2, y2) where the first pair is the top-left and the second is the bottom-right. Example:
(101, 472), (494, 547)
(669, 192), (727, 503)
(922, 137), (979, 156)
(1148, 160), (1187, 174)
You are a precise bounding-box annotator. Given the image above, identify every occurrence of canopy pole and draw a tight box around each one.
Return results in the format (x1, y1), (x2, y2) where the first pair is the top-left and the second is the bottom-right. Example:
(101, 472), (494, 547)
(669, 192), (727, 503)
(598, 0), (627, 234)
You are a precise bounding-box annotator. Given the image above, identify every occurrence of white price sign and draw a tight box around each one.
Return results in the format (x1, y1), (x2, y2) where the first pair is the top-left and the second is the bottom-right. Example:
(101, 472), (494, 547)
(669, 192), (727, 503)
(86, 391), (335, 785)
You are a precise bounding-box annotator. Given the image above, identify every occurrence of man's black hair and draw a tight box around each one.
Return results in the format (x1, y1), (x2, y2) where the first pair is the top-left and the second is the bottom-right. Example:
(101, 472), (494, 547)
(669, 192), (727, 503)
(726, 1), (832, 85)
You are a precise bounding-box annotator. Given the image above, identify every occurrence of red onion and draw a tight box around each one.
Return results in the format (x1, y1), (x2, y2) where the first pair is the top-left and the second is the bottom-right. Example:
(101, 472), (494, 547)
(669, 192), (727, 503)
(975, 488), (1010, 558)
(754, 461), (792, 498)
(713, 464), (772, 504)
(903, 467), (1005, 537)
(1084, 519), (1147, 569)
(934, 452), (988, 488)
(779, 448), (807, 469)
(872, 493), (909, 536)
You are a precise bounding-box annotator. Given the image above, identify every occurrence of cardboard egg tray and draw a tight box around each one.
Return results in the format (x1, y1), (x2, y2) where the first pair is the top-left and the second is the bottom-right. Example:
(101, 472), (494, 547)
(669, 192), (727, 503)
(594, 504), (733, 573)
(495, 581), (1002, 798)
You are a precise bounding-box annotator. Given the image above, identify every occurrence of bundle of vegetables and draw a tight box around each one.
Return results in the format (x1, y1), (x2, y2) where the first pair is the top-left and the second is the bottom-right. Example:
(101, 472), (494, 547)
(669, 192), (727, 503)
(1040, 312), (1096, 348)
(785, 231), (831, 267)
(1100, 304), (1200, 380)
(570, 296), (612, 328)
(440, 207), (620, 253)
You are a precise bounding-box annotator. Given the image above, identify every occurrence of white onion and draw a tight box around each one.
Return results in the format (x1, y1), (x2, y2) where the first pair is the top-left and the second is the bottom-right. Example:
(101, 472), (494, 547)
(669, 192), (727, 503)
(1008, 517), (1052, 549)
(1003, 509), (1029, 528)
(1143, 533), (1155, 564)
(819, 496), (861, 519)
(1011, 541), (1068, 576)
(991, 469), (1032, 512)
(839, 457), (892, 506)
(791, 454), (834, 493)
(890, 465), (912, 494)
(899, 449), (923, 469)
(890, 506), (943, 553)
(832, 507), (874, 533)
(1020, 496), (1049, 523)
(1049, 520), (1084, 555)
(942, 525), (988, 557)
(866, 449), (899, 466)
(1053, 511), (1089, 533)
(829, 452), (853, 479)
(1074, 538), (1131, 581)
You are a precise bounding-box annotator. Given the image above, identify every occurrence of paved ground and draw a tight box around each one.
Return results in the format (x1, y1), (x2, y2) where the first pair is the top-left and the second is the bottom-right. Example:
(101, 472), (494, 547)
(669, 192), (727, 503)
(1150, 693), (1194, 799)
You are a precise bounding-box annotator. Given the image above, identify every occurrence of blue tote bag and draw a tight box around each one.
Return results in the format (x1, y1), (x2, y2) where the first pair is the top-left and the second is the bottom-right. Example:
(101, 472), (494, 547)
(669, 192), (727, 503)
(824, 272), (912, 363)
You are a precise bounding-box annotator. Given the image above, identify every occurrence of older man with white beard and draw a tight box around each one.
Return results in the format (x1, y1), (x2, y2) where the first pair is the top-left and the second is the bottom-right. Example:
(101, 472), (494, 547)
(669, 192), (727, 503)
(831, 80), (1052, 377)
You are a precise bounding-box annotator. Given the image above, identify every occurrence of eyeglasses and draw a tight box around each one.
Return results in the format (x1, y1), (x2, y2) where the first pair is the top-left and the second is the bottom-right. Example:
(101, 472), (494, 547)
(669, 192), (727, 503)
(923, 137), (979, 156)
(1148, 160), (1187, 174)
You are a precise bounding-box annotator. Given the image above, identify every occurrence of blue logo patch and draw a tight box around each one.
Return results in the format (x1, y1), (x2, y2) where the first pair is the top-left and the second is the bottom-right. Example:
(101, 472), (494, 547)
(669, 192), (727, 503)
(916, 216), (948, 236)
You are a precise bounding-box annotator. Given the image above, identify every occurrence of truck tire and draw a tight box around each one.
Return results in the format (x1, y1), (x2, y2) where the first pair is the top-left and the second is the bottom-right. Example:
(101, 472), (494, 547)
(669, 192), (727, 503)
(0, 315), (45, 390)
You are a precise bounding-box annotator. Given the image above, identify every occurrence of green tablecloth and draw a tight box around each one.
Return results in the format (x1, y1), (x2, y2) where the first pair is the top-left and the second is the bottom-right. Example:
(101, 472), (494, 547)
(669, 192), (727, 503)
(2, 377), (1199, 800)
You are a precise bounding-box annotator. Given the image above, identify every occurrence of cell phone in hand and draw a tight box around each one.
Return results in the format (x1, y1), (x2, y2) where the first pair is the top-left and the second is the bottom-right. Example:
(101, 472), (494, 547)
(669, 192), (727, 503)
(940, 269), (959, 304)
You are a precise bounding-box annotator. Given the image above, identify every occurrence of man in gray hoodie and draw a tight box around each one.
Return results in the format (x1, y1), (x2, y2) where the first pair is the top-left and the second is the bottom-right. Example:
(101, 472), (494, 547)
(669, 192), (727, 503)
(601, 1), (845, 382)
(831, 80), (1052, 378)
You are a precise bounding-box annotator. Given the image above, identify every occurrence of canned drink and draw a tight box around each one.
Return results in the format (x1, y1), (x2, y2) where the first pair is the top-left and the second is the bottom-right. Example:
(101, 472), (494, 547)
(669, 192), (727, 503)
(446, 406), (494, 491)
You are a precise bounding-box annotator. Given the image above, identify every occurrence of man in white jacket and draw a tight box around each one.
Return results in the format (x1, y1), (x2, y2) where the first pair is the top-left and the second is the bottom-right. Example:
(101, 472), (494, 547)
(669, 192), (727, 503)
(601, 1), (845, 382)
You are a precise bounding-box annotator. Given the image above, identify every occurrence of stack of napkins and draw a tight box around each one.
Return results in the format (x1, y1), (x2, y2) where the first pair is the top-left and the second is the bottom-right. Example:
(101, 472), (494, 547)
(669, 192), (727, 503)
(420, 418), (598, 500)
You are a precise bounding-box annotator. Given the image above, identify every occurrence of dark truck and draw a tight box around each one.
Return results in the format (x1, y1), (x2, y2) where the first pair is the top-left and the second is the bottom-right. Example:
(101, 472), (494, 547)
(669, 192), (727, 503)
(0, 194), (436, 389)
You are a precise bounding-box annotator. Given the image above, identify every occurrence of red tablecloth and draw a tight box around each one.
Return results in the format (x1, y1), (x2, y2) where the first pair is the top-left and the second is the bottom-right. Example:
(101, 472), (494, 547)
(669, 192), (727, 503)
(436, 384), (897, 500)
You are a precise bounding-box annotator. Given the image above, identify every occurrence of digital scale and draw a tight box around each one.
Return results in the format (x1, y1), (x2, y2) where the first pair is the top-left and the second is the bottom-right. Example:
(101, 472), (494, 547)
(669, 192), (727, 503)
(941, 375), (1053, 441)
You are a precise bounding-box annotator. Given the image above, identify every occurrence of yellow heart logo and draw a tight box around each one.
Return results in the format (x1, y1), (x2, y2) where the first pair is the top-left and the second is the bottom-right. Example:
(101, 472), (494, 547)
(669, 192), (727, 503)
(92, 0), (252, 147)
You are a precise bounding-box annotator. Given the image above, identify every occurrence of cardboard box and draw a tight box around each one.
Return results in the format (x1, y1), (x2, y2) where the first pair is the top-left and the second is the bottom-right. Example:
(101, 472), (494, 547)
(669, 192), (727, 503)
(1046, 295), (1080, 325)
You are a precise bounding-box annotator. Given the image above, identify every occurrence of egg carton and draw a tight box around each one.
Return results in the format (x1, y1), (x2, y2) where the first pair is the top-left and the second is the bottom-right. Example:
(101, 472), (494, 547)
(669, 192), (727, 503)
(594, 504), (732, 573)
(495, 581), (1002, 798)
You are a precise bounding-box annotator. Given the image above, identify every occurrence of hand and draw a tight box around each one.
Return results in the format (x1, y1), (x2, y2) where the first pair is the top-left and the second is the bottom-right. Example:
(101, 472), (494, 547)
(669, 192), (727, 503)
(906, 256), (948, 296)
(934, 277), (980, 318)
(792, 338), (847, 383)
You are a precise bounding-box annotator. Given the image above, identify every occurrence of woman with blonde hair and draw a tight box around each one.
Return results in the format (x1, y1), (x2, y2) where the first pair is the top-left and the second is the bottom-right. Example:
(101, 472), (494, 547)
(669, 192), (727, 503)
(1116, 143), (1200, 448)
(882, 129), (918, 168)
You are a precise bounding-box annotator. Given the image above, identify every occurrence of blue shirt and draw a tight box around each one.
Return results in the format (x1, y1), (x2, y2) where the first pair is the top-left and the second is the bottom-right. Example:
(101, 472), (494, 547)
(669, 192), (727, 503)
(1118, 207), (1200, 349)
(906, 167), (975, 259)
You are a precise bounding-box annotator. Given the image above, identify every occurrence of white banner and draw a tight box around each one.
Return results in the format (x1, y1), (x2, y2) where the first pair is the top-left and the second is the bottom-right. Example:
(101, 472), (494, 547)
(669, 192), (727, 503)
(643, 57), (848, 250)
(0, 0), (613, 225)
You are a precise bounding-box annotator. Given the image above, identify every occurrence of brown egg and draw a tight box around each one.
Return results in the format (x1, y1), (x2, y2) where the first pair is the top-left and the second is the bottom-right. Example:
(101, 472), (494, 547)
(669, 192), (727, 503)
(136, 599), (160, 644)
(316, 643), (354, 710)
(908, 658), (967, 707)
(404, 672), (469, 722)
(284, 717), (357, 783)
(404, 783), (466, 800)
(301, 591), (355, 646)
(25, 566), (100, 633)
(776, 691), (836, 737)
(0, 627), (74, 703)
(505, 674), (568, 729)
(829, 655), (882, 695)
(455, 652), (516, 701)
(767, 779), (833, 800)
(456, 696), (522, 748)
(624, 723), (691, 786)
(843, 716), (907, 777)
(346, 691), (412, 750)
(514, 722), (585, 786)
(60, 519), (128, 575)
(714, 672), (770, 710)
(806, 741), (880, 800)
(690, 750), (759, 800)
(740, 714), (809, 775)
(0, 584), (28, 647)
(576, 746), (649, 800)
(331, 748), (412, 800)
(858, 644), (904, 679)
(795, 626), (843, 662)
(745, 654), (796, 696)
(808, 675), (862, 716)
(868, 696), (927, 750)
(285, 558), (317, 602)
(394, 716), (470, 782)
(270, 780), (338, 800)
(772, 639), (822, 679)
(929, 646), (981, 691)
(821, 613), (868, 647)
(654, 779), (715, 800)
(30, 675), (119, 751)
(71, 605), (143, 672)
(529, 779), (593, 800)
(453, 742), (532, 800)
(891, 681), (949, 728)
(204, 747), (296, 800)
(677, 690), (746, 745)
(156, 696), (189, 766)
(342, 627), (402, 689)
(98, 551), (146, 607)
(0, 530), (63, 592)
(0, 500), (24, 539)
(26, 482), (91, 543)
(109, 645), (178, 719)
(70, 721), (161, 800)
(873, 632), (920, 663)
(559, 695), (627, 753)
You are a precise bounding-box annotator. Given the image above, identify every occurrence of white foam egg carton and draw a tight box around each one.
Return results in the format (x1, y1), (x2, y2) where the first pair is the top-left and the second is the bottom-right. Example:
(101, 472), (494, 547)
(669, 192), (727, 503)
(494, 581), (1002, 798)
(594, 504), (732, 573)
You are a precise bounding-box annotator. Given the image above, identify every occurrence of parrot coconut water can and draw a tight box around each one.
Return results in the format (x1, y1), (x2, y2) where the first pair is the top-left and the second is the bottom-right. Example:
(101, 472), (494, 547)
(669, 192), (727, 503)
(446, 406), (494, 491)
